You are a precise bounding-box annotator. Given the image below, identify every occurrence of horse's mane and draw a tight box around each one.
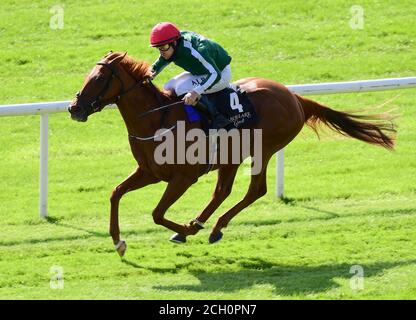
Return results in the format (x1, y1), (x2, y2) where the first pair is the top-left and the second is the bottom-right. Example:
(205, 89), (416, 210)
(105, 52), (172, 100)
(119, 54), (150, 81)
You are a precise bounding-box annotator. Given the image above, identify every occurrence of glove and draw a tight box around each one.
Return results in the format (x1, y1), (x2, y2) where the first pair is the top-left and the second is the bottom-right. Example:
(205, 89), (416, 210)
(145, 68), (156, 80)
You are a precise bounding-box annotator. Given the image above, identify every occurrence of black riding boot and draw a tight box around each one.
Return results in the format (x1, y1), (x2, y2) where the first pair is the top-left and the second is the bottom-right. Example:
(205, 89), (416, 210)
(195, 95), (233, 130)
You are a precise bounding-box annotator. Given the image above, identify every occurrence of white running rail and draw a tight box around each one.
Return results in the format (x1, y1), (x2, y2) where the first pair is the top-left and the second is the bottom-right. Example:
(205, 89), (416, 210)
(1, 77), (415, 217)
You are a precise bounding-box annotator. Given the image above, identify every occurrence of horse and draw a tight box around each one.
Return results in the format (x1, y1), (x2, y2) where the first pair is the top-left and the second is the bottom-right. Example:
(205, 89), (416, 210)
(68, 52), (395, 256)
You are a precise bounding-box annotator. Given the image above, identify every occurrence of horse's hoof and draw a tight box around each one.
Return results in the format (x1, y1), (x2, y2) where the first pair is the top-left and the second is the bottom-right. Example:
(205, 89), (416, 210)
(170, 233), (187, 244)
(115, 240), (127, 257)
(209, 231), (223, 244)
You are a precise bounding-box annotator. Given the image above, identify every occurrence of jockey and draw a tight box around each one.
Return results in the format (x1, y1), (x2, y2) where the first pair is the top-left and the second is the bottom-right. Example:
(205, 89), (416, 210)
(148, 22), (232, 129)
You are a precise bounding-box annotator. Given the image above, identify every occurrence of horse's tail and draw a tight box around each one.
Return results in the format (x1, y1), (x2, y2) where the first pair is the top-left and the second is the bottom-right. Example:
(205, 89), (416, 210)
(295, 94), (396, 149)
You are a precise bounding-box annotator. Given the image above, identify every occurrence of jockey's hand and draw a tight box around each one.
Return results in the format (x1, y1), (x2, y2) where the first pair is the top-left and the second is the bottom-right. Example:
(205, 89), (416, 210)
(145, 68), (156, 80)
(183, 90), (200, 106)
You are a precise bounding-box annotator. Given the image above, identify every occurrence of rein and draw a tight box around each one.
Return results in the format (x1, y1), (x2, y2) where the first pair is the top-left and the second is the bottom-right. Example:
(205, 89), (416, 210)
(128, 82), (185, 141)
(137, 100), (184, 119)
(75, 62), (144, 113)
(128, 100), (185, 141)
(76, 59), (184, 141)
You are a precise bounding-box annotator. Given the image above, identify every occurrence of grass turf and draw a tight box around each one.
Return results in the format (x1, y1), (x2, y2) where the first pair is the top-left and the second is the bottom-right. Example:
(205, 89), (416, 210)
(0, 0), (415, 299)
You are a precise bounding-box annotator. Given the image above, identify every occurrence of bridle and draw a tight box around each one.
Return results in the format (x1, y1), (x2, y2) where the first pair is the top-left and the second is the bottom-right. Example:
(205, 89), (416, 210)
(70, 59), (184, 140)
(72, 62), (144, 115)
(70, 56), (213, 173)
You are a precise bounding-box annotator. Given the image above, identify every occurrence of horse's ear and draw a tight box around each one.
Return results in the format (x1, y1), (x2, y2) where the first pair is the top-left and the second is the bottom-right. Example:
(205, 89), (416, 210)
(104, 51), (113, 59)
(109, 52), (127, 65)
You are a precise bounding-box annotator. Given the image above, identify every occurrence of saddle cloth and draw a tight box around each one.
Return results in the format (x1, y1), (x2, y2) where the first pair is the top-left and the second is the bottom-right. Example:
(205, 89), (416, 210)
(184, 86), (258, 130)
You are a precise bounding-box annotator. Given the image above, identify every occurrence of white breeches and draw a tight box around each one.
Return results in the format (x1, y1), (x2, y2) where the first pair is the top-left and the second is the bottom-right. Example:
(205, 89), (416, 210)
(164, 65), (231, 96)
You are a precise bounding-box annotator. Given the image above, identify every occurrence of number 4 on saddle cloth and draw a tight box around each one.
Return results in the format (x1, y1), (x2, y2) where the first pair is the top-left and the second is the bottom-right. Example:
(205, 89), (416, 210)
(184, 86), (258, 132)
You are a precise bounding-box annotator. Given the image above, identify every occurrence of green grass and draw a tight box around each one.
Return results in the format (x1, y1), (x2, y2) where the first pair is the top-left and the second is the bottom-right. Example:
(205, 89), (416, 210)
(0, 0), (416, 299)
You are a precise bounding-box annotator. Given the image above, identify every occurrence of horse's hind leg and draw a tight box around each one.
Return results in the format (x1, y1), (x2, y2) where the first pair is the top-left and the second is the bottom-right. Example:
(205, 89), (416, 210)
(151, 173), (197, 236)
(209, 156), (271, 243)
(196, 164), (240, 224)
(170, 164), (239, 243)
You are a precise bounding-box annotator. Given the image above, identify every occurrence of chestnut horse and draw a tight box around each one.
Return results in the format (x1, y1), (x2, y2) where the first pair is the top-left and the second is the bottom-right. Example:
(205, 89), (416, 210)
(69, 52), (395, 256)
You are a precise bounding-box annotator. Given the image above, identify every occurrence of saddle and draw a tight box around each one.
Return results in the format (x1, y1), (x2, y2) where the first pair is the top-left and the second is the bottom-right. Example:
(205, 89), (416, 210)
(184, 86), (258, 130)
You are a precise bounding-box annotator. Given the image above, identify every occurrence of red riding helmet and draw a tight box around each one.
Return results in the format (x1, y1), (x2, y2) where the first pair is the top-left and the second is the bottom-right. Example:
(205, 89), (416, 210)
(150, 22), (181, 47)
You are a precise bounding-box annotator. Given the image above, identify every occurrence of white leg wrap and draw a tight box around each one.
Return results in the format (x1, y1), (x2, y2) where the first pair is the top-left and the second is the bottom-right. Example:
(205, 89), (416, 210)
(115, 240), (125, 251)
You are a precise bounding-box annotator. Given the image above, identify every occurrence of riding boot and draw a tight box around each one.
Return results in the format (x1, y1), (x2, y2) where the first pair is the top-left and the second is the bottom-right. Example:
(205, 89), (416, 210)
(195, 95), (233, 130)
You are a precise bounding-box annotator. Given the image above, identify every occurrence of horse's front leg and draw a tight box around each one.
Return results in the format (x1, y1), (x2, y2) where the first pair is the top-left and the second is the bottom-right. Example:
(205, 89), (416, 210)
(152, 174), (195, 236)
(110, 167), (160, 255)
